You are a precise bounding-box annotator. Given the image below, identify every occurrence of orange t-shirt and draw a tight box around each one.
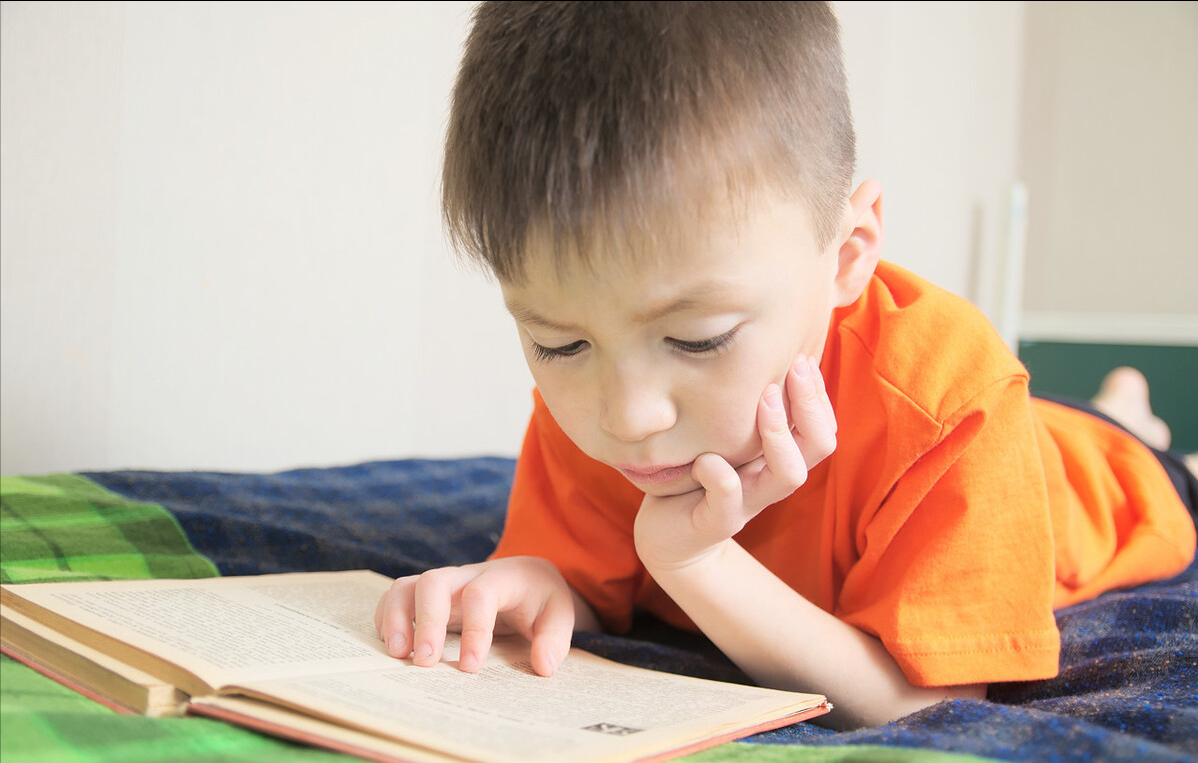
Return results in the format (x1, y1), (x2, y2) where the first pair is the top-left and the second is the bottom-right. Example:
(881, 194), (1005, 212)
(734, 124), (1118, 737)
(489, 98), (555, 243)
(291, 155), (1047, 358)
(490, 261), (1196, 687)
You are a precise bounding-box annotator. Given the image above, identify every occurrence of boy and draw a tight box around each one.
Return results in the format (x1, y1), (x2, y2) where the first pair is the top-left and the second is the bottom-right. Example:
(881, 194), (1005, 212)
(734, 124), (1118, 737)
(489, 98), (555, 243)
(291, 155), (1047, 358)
(375, 2), (1196, 729)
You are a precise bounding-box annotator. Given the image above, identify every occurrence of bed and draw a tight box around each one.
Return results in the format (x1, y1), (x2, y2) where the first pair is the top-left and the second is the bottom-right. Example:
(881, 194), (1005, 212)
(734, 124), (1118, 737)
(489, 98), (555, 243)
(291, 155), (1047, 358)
(2, 457), (1195, 763)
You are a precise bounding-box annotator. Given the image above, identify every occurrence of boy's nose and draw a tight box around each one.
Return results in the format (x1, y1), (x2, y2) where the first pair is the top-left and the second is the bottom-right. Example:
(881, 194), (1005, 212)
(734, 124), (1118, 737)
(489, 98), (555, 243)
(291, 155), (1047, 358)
(598, 376), (677, 443)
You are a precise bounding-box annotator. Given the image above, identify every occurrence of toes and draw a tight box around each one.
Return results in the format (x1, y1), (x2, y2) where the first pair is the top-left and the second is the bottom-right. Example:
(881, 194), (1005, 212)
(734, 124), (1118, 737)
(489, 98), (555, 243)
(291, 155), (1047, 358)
(1091, 366), (1172, 451)
(1096, 366), (1150, 401)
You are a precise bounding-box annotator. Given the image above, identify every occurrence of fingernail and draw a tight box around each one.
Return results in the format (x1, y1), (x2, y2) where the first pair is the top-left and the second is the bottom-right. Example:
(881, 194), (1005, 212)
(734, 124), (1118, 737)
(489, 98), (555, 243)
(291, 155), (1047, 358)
(415, 642), (433, 662)
(764, 384), (783, 410)
(459, 651), (478, 672)
(387, 633), (407, 657)
(794, 356), (810, 377)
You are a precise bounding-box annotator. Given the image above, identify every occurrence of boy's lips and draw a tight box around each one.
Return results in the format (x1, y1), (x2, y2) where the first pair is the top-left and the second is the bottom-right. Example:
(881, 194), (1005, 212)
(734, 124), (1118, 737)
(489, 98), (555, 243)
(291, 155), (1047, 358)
(617, 462), (694, 485)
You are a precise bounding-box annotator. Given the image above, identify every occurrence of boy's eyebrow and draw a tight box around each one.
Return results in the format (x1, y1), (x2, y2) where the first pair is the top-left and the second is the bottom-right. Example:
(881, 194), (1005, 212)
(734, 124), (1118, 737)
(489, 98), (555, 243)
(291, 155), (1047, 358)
(631, 293), (720, 325)
(505, 281), (735, 330)
(504, 301), (578, 332)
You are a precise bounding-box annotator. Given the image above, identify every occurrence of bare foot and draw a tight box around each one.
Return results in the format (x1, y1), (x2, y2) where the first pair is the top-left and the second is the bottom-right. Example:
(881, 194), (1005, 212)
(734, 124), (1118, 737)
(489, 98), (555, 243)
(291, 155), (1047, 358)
(1090, 367), (1172, 451)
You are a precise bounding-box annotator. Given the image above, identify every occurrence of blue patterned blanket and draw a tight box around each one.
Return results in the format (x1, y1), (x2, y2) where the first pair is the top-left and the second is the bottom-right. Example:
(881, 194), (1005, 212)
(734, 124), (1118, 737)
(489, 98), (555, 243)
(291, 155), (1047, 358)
(75, 457), (1197, 763)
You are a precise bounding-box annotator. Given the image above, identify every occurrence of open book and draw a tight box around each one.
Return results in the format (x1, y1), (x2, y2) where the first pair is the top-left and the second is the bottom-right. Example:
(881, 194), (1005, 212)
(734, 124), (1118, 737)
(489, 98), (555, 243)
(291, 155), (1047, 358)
(1, 570), (829, 763)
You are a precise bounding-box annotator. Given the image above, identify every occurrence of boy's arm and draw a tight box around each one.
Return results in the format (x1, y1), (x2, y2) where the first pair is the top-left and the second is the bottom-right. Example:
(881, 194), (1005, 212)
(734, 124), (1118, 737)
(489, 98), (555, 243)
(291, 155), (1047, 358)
(634, 355), (986, 729)
(646, 537), (986, 729)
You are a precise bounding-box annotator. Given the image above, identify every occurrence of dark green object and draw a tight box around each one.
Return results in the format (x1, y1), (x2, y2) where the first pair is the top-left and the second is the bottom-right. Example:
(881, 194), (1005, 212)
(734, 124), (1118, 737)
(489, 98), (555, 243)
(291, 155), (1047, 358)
(1018, 341), (1197, 452)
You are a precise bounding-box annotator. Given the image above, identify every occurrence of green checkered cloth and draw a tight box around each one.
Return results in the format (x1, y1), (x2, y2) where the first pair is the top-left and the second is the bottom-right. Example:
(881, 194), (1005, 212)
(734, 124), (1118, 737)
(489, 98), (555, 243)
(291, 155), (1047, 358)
(0, 474), (994, 763)
(0, 474), (346, 763)
(1, 474), (219, 584)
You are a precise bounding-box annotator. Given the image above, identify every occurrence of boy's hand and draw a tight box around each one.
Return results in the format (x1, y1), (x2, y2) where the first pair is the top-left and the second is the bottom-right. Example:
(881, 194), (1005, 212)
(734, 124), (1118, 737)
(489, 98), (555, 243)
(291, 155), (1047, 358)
(373, 556), (577, 677)
(634, 355), (836, 572)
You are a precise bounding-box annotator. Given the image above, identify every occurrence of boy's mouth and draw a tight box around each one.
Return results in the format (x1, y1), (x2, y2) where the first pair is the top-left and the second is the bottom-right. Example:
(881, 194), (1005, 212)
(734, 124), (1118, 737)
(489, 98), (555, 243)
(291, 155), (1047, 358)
(617, 462), (694, 485)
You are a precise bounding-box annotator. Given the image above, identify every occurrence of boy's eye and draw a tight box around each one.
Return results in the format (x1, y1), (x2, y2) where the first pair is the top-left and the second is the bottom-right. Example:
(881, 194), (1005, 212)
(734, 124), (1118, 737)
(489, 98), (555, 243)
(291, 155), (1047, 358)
(530, 339), (588, 363)
(668, 327), (740, 356)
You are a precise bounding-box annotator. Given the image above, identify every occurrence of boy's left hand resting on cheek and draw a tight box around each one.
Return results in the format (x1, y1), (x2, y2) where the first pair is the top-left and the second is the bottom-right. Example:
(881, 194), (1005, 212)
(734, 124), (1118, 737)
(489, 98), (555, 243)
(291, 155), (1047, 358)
(633, 353), (986, 730)
(633, 354), (836, 573)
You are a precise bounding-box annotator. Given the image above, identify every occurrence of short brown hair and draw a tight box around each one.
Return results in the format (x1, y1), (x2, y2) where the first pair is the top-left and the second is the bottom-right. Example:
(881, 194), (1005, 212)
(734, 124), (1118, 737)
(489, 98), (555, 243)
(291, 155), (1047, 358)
(442, 1), (856, 282)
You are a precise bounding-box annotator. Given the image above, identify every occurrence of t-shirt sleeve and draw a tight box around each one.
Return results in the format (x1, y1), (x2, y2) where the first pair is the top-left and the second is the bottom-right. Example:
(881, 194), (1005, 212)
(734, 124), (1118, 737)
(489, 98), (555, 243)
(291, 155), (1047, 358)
(489, 391), (648, 633)
(833, 374), (1062, 687)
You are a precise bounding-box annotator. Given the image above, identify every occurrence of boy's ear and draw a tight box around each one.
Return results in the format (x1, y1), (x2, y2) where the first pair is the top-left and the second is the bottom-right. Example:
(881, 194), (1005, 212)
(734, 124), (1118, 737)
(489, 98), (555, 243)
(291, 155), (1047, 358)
(832, 179), (884, 308)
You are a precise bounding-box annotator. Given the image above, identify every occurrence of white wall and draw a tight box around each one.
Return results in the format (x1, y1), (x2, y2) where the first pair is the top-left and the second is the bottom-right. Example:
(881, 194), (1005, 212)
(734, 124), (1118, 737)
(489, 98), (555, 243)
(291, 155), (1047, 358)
(1018, 1), (1198, 345)
(1, 1), (1026, 475)
(837, 0), (1025, 325)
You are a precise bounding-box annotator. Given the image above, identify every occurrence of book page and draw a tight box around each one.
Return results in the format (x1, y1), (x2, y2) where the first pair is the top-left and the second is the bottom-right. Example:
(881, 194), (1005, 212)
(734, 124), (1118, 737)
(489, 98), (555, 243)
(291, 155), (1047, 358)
(4, 569), (827, 763)
(230, 636), (826, 763)
(1, 570), (398, 692)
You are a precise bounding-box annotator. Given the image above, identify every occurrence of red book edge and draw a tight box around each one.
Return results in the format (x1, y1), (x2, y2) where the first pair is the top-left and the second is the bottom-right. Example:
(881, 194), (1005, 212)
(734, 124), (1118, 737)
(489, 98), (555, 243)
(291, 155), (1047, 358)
(189, 697), (831, 763)
(4, 639), (831, 763)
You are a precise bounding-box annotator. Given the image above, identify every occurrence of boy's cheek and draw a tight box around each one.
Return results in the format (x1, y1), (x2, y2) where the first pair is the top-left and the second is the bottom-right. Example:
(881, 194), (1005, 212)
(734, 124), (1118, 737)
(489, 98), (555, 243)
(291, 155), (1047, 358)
(722, 431), (767, 472)
(690, 366), (782, 460)
(701, 397), (767, 470)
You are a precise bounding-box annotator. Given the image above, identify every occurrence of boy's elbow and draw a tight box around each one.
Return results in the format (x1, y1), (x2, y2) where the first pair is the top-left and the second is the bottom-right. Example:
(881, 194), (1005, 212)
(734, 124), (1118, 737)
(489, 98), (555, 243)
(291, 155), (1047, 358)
(823, 682), (989, 731)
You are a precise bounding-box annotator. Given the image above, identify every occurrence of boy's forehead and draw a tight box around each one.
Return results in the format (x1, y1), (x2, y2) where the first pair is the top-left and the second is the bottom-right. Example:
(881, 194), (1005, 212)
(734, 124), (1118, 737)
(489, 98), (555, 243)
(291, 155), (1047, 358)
(502, 191), (828, 316)
(516, 185), (820, 282)
(503, 275), (743, 334)
(510, 227), (721, 309)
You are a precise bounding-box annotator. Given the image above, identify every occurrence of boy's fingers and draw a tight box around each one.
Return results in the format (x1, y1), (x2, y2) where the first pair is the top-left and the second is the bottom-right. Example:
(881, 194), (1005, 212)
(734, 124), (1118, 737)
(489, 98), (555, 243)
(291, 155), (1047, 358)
(379, 558), (577, 675)
(809, 356), (837, 433)
(457, 577), (499, 673)
(374, 579), (392, 635)
(752, 381), (809, 507)
(377, 576), (418, 658)
(787, 355), (837, 467)
(527, 586), (576, 677)
(691, 452), (748, 539)
(411, 566), (470, 667)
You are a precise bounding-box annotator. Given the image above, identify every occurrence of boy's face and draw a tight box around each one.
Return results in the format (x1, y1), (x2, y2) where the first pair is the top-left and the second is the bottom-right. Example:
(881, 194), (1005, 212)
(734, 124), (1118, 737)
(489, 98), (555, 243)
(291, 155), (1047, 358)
(501, 195), (845, 498)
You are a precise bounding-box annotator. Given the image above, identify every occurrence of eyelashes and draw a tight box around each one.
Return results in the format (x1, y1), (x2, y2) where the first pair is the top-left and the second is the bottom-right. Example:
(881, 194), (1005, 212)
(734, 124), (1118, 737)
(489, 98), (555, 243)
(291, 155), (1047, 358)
(667, 327), (739, 356)
(530, 339), (587, 363)
(529, 327), (741, 363)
